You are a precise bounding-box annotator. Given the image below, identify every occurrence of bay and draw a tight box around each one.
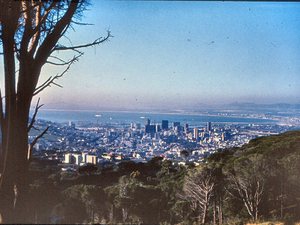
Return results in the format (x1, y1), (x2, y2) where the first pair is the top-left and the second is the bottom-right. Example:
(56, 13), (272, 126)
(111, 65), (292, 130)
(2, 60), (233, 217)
(34, 109), (275, 126)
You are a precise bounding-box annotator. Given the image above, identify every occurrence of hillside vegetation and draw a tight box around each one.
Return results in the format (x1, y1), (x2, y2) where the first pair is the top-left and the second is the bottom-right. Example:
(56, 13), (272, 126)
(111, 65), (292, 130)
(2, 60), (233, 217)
(24, 131), (300, 224)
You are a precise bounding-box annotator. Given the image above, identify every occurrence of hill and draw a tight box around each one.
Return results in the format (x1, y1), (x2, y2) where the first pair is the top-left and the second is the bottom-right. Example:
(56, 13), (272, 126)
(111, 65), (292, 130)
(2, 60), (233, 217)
(24, 130), (300, 224)
(207, 130), (300, 224)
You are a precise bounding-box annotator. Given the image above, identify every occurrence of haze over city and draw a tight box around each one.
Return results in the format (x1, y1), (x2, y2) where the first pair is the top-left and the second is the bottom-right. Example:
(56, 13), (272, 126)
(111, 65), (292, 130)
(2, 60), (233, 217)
(6, 1), (300, 111)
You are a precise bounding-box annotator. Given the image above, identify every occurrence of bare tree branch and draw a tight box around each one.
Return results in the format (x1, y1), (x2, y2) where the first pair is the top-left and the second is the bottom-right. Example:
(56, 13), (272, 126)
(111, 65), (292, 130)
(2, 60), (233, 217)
(225, 156), (266, 221)
(181, 169), (215, 224)
(27, 97), (44, 133)
(71, 21), (94, 26)
(34, 0), (81, 66)
(30, 126), (49, 148)
(46, 52), (83, 66)
(33, 53), (82, 96)
(48, 55), (70, 63)
(27, 126), (49, 160)
(34, 76), (52, 94)
(52, 31), (112, 52)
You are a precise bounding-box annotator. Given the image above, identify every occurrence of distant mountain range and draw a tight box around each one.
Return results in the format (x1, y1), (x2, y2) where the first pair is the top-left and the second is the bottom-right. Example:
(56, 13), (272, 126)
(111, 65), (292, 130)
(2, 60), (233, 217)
(222, 102), (300, 112)
(41, 102), (300, 115)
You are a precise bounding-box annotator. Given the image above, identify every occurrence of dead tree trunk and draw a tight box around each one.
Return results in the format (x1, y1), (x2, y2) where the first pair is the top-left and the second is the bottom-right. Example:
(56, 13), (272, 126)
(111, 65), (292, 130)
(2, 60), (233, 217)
(226, 155), (266, 222)
(182, 169), (215, 225)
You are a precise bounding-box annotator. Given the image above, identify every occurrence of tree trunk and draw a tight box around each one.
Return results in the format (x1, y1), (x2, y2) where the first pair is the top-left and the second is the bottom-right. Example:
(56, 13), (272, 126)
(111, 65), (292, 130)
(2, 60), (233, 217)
(109, 204), (115, 223)
(202, 190), (210, 225)
(0, 106), (31, 223)
(213, 200), (216, 225)
(201, 199), (208, 225)
(0, 13), (18, 222)
(218, 197), (223, 225)
(122, 207), (128, 223)
(14, 115), (31, 223)
(255, 211), (258, 221)
(201, 206), (207, 224)
(0, 13), (39, 222)
(0, 66), (32, 222)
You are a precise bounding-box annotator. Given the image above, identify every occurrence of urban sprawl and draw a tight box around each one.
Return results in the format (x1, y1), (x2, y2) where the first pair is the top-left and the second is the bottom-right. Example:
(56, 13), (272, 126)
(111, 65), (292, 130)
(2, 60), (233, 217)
(29, 113), (299, 171)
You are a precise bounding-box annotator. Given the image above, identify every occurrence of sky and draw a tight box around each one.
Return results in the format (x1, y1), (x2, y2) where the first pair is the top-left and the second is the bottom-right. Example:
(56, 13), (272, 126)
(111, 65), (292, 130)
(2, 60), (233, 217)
(22, 1), (300, 110)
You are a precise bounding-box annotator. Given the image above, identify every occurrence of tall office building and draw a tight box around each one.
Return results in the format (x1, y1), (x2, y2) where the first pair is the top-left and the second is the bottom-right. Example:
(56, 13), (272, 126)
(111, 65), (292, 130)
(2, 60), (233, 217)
(173, 122), (181, 132)
(155, 124), (161, 133)
(145, 124), (156, 134)
(162, 120), (169, 130)
(207, 122), (212, 131)
(193, 128), (199, 139)
(184, 123), (189, 133)
(146, 119), (150, 126)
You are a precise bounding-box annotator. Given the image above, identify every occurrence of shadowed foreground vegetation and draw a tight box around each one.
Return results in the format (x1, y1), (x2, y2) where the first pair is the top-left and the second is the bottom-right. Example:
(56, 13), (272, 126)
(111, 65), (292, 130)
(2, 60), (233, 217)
(19, 131), (300, 224)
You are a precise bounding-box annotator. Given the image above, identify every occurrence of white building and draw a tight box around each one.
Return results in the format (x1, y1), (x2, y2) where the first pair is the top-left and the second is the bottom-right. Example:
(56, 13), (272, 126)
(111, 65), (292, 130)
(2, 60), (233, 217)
(64, 153), (82, 165)
(86, 155), (97, 165)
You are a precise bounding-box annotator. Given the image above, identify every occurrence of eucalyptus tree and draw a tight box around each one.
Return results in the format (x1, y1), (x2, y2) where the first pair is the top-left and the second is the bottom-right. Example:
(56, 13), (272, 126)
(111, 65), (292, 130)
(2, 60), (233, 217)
(180, 167), (215, 224)
(225, 154), (267, 221)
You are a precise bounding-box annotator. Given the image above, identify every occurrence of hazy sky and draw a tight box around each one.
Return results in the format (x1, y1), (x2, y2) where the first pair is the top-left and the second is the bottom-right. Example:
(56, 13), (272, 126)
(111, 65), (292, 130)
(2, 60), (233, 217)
(29, 1), (300, 110)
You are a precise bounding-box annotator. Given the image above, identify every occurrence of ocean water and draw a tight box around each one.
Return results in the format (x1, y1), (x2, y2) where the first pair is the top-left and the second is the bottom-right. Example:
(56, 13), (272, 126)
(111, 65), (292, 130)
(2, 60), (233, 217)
(34, 110), (275, 126)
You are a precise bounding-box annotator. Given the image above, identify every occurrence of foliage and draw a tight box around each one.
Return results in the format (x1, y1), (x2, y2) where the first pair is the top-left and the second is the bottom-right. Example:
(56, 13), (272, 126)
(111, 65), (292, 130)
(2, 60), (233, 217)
(19, 131), (300, 224)
(78, 164), (99, 175)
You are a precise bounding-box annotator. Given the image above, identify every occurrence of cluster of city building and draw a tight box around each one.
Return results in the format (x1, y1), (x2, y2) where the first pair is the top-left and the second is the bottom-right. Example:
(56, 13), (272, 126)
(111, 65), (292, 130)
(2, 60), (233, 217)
(29, 117), (297, 168)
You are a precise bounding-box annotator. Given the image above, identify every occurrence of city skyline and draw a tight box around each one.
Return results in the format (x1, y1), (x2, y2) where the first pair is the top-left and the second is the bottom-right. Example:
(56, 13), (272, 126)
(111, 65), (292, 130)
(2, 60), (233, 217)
(2, 1), (300, 111)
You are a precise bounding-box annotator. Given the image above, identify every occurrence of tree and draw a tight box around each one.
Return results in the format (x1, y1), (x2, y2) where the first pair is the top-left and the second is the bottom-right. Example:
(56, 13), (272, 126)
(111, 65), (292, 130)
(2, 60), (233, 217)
(180, 167), (215, 224)
(225, 154), (267, 221)
(62, 184), (103, 224)
(78, 164), (98, 175)
(157, 161), (186, 224)
(104, 174), (141, 224)
(0, 0), (111, 222)
(206, 149), (235, 225)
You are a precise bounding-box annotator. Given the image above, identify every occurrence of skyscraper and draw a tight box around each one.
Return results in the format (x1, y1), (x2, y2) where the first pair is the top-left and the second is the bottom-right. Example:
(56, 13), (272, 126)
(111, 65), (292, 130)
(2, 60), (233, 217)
(145, 124), (156, 134)
(184, 123), (189, 133)
(207, 122), (212, 131)
(162, 120), (169, 130)
(155, 124), (161, 133)
(146, 118), (150, 126)
(173, 122), (181, 132)
(193, 128), (199, 139)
